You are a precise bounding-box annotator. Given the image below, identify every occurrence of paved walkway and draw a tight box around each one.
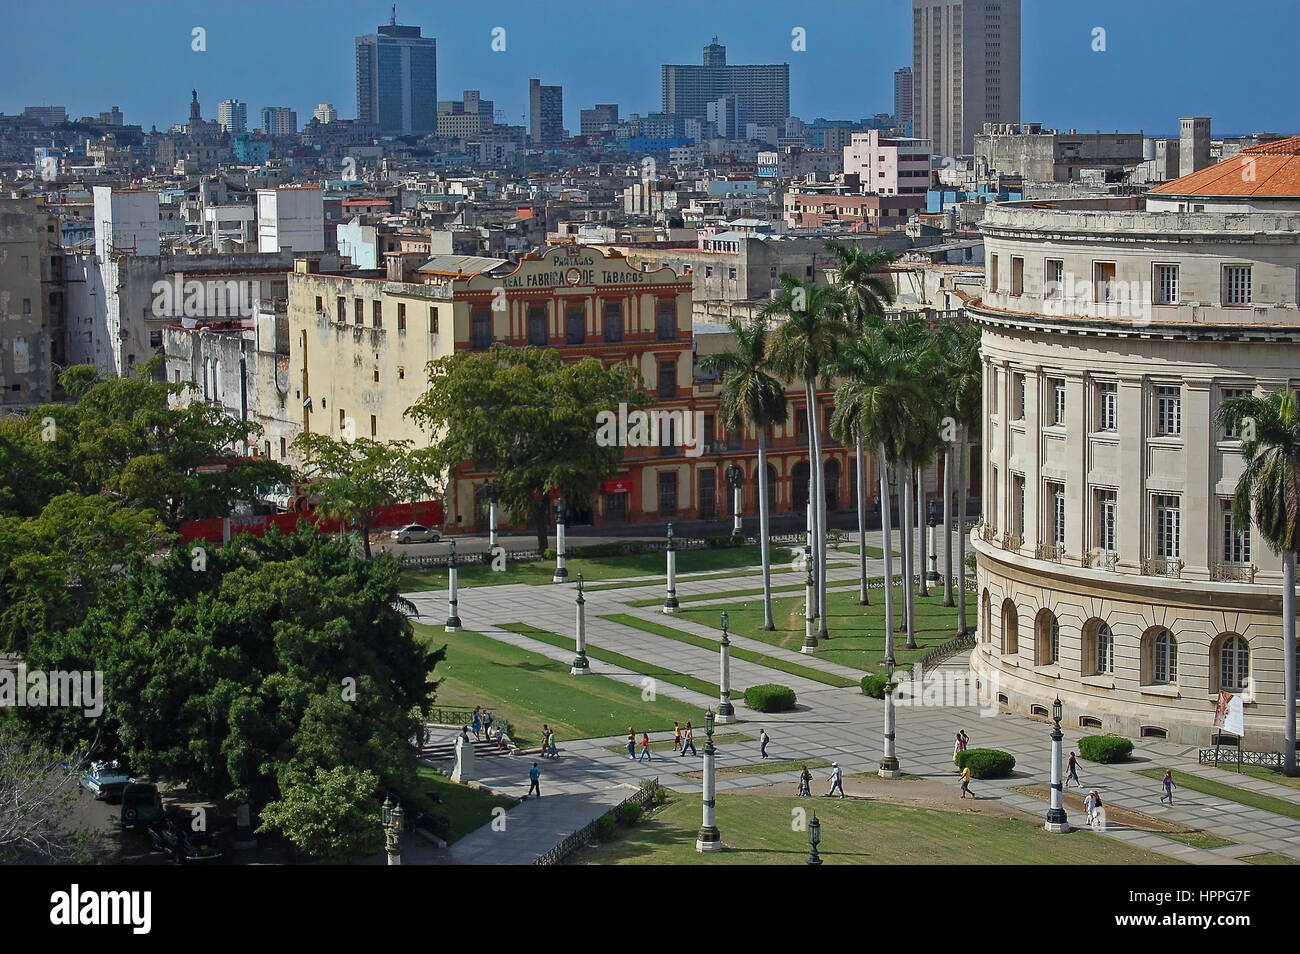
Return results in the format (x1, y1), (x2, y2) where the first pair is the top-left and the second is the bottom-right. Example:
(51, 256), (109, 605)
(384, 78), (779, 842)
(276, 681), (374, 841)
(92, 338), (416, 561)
(402, 531), (1297, 866)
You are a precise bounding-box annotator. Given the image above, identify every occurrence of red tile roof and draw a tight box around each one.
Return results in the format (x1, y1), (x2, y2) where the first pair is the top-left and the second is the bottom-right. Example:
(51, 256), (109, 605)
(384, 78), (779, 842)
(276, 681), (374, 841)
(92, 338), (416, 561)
(1149, 136), (1300, 198)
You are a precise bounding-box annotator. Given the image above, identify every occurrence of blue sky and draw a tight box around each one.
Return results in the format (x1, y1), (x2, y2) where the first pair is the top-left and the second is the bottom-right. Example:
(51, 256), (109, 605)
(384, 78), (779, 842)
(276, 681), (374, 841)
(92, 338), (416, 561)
(4, 0), (1295, 137)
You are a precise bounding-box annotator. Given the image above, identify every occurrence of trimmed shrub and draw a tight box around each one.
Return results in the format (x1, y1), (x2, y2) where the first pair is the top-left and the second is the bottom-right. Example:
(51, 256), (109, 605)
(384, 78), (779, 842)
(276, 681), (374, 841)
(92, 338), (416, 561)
(861, 673), (890, 699)
(543, 547), (557, 560)
(729, 530), (747, 546)
(641, 779), (668, 806)
(1078, 735), (1134, 764)
(594, 813), (618, 842)
(954, 748), (1016, 779)
(704, 534), (734, 549)
(743, 684), (797, 713)
(615, 800), (643, 826)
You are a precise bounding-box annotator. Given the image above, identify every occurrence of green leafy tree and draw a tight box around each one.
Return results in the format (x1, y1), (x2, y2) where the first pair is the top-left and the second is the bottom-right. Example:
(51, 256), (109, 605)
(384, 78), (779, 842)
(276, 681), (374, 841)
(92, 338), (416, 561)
(258, 764), (384, 862)
(292, 433), (439, 560)
(1217, 388), (1300, 775)
(0, 417), (72, 518)
(700, 317), (788, 630)
(405, 346), (647, 550)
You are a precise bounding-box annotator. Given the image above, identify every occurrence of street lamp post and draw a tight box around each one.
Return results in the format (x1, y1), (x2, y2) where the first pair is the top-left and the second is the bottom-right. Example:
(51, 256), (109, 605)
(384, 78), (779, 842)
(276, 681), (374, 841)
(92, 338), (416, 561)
(552, 498), (568, 582)
(445, 538), (462, 632)
(806, 813), (822, 865)
(717, 612), (735, 723)
(726, 464), (743, 537)
(926, 501), (941, 584)
(486, 480), (499, 550)
(662, 522), (679, 614)
(1045, 696), (1070, 833)
(571, 573), (590, 675)
(801, 546), (818, 653)
(382, 794), (404, 866)
(879, 653), (901, 778)
(696, 707), (722, 852)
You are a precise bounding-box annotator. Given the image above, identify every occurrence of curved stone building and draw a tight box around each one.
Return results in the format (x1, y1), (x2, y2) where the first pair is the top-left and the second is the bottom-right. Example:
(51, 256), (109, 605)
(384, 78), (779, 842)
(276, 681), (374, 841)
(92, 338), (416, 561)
(969, 138), (1300, 749)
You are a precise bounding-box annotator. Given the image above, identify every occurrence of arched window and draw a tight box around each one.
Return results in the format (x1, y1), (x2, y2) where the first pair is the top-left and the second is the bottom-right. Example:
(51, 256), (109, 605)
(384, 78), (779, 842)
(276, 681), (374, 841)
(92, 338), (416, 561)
(1145, 627), (1178, 685)
(981, 590), (992, 644)
(1081, 619), (1114, 676)
(1215, 634), (1250, 693)
(1035, 609), (1059, 666)
(1001, 599), (1018, 655)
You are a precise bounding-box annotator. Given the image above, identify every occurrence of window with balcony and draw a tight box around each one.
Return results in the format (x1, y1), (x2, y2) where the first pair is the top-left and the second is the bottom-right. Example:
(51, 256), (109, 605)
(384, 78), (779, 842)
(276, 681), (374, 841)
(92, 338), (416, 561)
(1011, 372), (1026, 421)
(1046, 481), (1066, 547)
(470, 308), (492, 350)
(1222, 499), (1251, 564)
(1154, 494), (1181, 558)
(1153, 263), (1179, 305)
(566, 304), (586, 345)
(1155, 385), (1181, 436)
(656, 299), (677, 340)
(1095, 488), (1117, 554)
(1097, 382), (1117, 431)
(1011, 473), (1025, 538)
(988, 253), (998, 293)
(1220, 386), (1252, 439)
(1223, 265), (1252, 306)
(603, 301), (623, 343)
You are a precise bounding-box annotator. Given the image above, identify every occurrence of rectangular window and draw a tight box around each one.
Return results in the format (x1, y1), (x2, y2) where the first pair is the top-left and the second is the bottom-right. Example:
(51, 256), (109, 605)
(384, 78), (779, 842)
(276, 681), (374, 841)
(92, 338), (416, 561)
(370, 415), (377, 438)
(528, 304), (548, 346)
(1222, 499), (1251, 564)
(1155, 385), (1181, 436)
(1047, 481), (1066, 547)
(1048, 377), (1066, 427)
(988, 253), (999, 293)
(1010, 256), (1024, 296)
(1096, 489), (1118, 553)
(1154, 494), (1181, 558)
(1045, 258), (1064, 300)
(1223, 265), (1252, 306)
(565, 304), (586, 345)
(372, 300), (382, 329)
(603, 301), (623, 343)
(337, 296), (346, 321)
(1012, 372), (1026, 421)
(656, 299), (676, 340)
(1012, 474), (1026, 537)
(397, 302), (406, 331)
(1097, 382), (1118, 431)
(355, 298), (364, 326)
(1093, 262), (1116, 303)
(1221, 386), (1251, 438)
(1154, 264), (1179, 305)
(657, 360), (677, 399)
(470, 307), (492, 350)
(658, 472), (678, 517)
(429, 306), (439, 334)
(315, 295), (323, 313)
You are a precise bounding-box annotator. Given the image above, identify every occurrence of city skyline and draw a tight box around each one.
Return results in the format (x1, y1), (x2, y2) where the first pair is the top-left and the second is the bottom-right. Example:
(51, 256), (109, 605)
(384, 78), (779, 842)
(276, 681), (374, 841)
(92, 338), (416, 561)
(3, 0), (1297, 140)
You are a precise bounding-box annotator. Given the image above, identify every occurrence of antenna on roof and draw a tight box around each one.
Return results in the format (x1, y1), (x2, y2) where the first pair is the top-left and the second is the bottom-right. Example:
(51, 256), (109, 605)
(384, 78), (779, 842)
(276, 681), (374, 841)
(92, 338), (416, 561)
(390, 4), (397, 25)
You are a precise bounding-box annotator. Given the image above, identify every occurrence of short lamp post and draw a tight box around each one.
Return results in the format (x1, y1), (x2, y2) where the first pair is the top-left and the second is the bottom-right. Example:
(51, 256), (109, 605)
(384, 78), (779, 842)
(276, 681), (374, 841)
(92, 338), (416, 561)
(552, 498), (568, 582)
(662, 522), (679, 614)
(1045, 696), (1069, 833)
(445, 538), (462, 632)
(878, 654), (901, 778)
(382, 794), (404, 866)
(485, 479), (499, 550)
(926, 502), (941, 584)
(801, 547), (818, 653)
(806, 813), (822, 865)
(726, 464), (744, 536)
(717, 612), (735, 723)
(571, 573), (591, 675)
(696, 707), (722, 852)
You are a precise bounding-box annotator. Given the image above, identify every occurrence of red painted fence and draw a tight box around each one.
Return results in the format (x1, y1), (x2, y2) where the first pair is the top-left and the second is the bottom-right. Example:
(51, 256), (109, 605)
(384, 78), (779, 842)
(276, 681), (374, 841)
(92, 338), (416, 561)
(177, 500), (445, 545)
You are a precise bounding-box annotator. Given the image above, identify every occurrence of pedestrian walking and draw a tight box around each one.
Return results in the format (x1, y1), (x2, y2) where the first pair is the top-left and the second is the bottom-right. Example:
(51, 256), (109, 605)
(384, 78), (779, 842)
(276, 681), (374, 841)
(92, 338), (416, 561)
(547, 728), (558, 759)
(672, 721), (682, 752)
(953, 732), (963, 766)
(495, 725), (506, 751)
(826, 762), (845, 799)
(759, 728), (770, 760)
(639, 732), (653, 761)
(1066, 751), (1081, 788)
(958, 729), (969, 750)
(541, 724), (551, 757)
(680, 722), (697, 756)
(472, 707), (482, 741)
(627, 727), (636, 760)
(1083, 789), (1098, 826)
(527, 762), (541, 798)
(798, 764), (812, 797)
(1160, 770), (1176, 804)
(960, 765), (974, 798)
(483, 709), (493, 738)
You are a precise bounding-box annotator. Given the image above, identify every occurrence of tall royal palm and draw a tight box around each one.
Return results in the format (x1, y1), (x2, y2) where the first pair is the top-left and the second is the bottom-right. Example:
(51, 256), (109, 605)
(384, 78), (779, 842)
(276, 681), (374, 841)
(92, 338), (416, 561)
(826, 241), (897, 604)
(1217, 388), (1300, 775)
(941, 319), (982, 636)
(700, 317), (789, 630)
(765, 276), (851, 640)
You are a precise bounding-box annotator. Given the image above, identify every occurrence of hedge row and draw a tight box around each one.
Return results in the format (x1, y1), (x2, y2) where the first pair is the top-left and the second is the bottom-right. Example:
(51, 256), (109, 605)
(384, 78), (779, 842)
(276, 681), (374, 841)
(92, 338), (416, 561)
(954, 748), (1016, 779)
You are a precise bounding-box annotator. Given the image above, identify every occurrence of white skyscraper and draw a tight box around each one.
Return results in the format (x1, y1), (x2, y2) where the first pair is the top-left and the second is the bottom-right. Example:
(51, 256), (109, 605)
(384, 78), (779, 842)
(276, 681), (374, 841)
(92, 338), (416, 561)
(218, 99), (247, 135)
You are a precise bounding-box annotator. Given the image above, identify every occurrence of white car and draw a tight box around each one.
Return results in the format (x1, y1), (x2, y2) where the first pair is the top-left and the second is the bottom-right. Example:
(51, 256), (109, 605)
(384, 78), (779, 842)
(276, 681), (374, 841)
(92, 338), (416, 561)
(392, 524), (442, 544)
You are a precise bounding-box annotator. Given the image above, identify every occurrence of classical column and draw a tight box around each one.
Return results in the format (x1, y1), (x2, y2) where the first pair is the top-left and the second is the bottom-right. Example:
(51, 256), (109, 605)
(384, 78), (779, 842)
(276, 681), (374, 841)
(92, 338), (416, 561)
(696, 708), (723, 852)
(552, 498), (568, 582)
(445, 538), (462, 632)
(572, 573), (590, 675)
(662, 522), (679, 613)
(717, 613), (735, 723)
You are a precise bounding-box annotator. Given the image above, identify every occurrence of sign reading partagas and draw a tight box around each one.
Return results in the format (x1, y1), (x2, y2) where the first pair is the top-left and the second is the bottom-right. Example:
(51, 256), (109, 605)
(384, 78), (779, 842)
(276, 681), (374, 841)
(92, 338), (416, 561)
(498, 248), (651, 290)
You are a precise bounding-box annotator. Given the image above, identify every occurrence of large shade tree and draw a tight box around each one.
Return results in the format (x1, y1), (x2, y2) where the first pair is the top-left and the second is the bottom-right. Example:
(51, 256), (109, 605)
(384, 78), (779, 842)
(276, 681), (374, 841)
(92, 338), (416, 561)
(1218, 387), (1300, 775)
(700, 316), (788, 630)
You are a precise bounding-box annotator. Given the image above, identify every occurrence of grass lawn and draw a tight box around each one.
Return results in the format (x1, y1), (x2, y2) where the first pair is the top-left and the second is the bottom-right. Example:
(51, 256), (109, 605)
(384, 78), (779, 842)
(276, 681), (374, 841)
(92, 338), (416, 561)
(1243, 852), (1300, 865)
(1136, 769), (1300, 821)
(496, 622), (719, 698)
(603, 732), (750, 755)
(575, 791), (1182, 865)
(1209, 762), (1300, 791)
(625, 578), (823, 608)
(1162, 831), (1236, 849)
(677, 586), (961, 672)
(680, 757), (831, 781)
(398, 545), (790, 592)
(602, 613), (858, 689)
(412, 766), (515, 843)
(414, 624), (703, 747)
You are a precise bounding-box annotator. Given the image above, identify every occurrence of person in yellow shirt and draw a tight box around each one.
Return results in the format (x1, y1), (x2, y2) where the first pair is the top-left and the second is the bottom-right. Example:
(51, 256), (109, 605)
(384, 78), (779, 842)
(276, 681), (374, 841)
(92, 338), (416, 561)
(960, 765), (974, 798)
(672, 721), (682, 752)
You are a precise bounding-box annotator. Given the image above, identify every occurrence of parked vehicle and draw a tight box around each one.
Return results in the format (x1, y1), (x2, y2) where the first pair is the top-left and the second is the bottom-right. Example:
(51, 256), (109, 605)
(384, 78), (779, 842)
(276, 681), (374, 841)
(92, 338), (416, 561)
(392, 523), (442, 544)
(81, 761), (134, 801)
(148, 817), (223, 864)
(120, 783), (164, 831)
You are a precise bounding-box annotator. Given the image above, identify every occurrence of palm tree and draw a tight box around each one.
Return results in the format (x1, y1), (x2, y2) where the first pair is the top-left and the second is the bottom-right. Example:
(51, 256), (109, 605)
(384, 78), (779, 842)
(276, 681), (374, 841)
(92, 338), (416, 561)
(941, 319), (982, 637)
(1217, 388), (1300, 776)
(765, 276), (851, 640)
(825, 241), (897, 603)
(700, 317), (789, 631)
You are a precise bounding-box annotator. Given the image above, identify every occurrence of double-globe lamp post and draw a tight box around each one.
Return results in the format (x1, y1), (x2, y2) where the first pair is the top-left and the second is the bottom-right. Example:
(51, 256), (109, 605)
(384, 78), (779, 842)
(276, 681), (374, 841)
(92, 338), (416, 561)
(552, 497), (568, 583)
(572, 573), (590, 675)
(445, 538), (462, 633)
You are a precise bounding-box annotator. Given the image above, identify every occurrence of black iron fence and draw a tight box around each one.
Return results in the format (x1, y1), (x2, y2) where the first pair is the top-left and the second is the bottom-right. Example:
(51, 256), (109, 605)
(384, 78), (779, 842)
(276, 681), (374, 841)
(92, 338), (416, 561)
(533, 778), (661, 865)
(1198, 747), (1283, 769)
(919, 634), (977, 673)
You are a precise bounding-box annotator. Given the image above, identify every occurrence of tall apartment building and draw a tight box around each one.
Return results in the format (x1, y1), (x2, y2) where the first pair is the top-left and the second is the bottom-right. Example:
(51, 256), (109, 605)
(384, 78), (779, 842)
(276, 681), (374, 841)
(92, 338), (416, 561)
(314, 103), (338, 124)
(661, 39), (790, 127)
(529, 79), (564, 146)
(894, 67), (913, 128)
(706, 95), (746, 140)
(261, 106), (298, 136)
(437, 90), (494, 138)
(912, 0), (1021, 157)
(218, 99), (248, 135)
(355, 21), (437, 135)
(843, 130), (932, 196)
(580, 104), (619, 138)
(0, 198), (63, 407)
